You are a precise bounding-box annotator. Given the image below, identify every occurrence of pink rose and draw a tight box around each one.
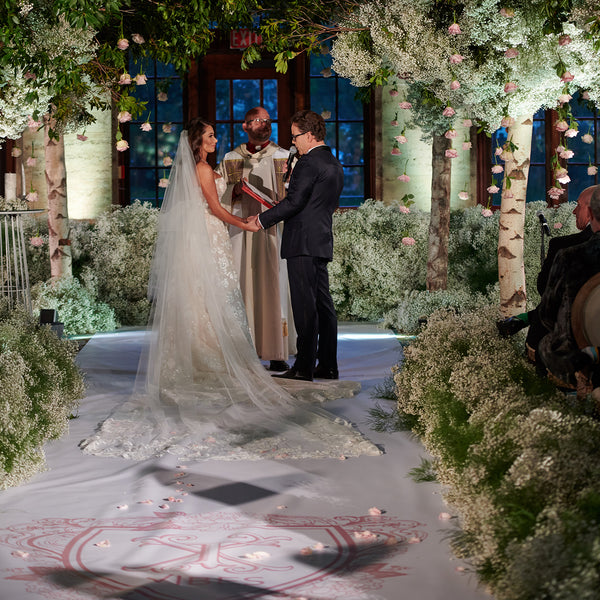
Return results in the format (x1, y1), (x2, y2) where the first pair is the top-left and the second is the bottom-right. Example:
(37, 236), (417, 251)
(391, 119), (399, 126)
(401, 236), (416, 246)
(501, 116), (515, 128)
(140, 122), (152, 132)
(26, 190), (38, 202)
(450, 80), (461, 90)
(588, 165), (598, 176)
(28, 116), (41, 129)
(11, 147), (22, 157)
(554, 167), (568, 181)
(30, 236), (44, 247)
(558, 35), (572, 46)
(556, 145), (565, 153)
(162, 123), (173, 133)
(458, 191), (469, 201)
(491, 165), (504, 174)
(118, 111), (132, 123)
(395, 135), (407, 144)
(582, 91), (590, 100)
(445, 149), (458, 158)
(118, 73), (132, 85)
(558, 93), (572, 104)
(132, 33), (145, 44)
(504, 82), (518, 93)
(389, 89), (399, 96)
(500, 7), (515, 17)
(397, 174), (410, 182)
(444, 129), (458, 139)
(157, 92), (168, 101)
(555, 120), (569, 132)
(448, 23), (462, 35)
(554, 222), (563, 229)
(449, 54), (464, 64)
(561, 71), (574, 82)
(320, 67), (332, 78)
(398, 101), (412, 109)
(505, 48), (519, 58)
(398, 205), (410, 214)
(134, 74), (147, 85)
(582, 133), (594, 144)
(495, 147), (503, 156)
(116, 140), (129, 152)
(77, 134), (88, 141)
(559, 149), (574, 159)
(158, 178), (169, 188)
(548, 186), (564, 200)
(163, 156), (173, 166)
(482, 208), (493, 217)
(487, 185), (500, 194)
(564, 128), (578, 138)
(462, 119), (472, 128)
(442, 106), (456, 117)
(117, 38), (129, 50)
(462, 141), (472, 150)
(391, 147), (402, 156)
(24, 71), (36, 80)
(26, 157), (36, 167)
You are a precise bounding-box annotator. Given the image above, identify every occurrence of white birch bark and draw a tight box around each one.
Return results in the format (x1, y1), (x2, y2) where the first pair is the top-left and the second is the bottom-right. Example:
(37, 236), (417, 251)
(426, 133), (451, 291)
(44, 116), (72, 280)
(498, 115), (533, 317)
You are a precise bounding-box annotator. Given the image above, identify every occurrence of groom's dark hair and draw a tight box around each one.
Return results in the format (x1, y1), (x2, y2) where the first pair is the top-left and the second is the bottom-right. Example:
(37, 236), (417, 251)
(187, 117), (214, 163)
(291, 110), (326, 142)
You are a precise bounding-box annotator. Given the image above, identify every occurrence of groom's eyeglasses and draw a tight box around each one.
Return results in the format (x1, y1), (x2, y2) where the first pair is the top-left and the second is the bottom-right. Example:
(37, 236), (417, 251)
(246, 118), (272, 125)
(291, 131), (309, 142)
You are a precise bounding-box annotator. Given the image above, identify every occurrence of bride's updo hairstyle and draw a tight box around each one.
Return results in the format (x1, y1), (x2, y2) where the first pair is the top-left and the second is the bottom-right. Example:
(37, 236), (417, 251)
(187, 117), (213, 164)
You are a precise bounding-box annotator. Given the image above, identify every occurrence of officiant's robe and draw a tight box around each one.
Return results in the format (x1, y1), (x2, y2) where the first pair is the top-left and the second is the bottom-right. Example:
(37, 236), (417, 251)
(217, 142), (296, 361)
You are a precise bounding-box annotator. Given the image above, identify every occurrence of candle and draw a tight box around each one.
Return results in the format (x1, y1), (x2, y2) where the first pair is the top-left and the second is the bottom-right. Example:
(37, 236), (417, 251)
(4, 173), (16, 201)
(20, 161), (26, 196)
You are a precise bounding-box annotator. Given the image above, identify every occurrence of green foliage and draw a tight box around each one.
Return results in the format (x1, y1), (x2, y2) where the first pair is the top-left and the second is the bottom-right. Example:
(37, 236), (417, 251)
(80, 200), (158, 326)
(330, 199), (580, 333)
(31, 277), (119, 336)
(0, 299), (84, 490)
(391, 304), (600, 598)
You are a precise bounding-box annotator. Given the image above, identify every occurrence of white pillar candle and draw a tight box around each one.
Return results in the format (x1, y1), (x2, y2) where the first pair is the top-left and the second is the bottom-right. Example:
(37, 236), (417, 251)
(4, 172), (17, 201)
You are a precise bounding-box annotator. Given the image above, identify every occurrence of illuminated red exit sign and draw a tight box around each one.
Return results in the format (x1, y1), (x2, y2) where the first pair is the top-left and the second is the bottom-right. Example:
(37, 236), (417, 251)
(230, 29), (262, 49)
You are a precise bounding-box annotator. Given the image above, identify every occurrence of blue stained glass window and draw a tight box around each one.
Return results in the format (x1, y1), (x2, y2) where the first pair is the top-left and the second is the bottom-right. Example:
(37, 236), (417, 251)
(127, 58), (183, 207)
(310, 48), (366, 207)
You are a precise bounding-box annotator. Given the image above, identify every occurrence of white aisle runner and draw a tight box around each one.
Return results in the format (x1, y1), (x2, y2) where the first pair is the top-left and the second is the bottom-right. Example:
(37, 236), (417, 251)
(0, 324), (491, 600)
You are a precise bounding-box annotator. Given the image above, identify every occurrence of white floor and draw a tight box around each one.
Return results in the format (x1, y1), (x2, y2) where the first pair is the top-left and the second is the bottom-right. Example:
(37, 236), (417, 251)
(0, 323), (491, 600)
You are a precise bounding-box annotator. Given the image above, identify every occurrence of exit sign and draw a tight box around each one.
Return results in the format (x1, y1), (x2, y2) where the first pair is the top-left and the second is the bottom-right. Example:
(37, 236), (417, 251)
(230, 29), (262, 49)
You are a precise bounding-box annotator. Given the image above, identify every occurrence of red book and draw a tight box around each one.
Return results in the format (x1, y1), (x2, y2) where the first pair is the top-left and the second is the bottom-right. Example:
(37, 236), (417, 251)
(241, 178), (275, 208)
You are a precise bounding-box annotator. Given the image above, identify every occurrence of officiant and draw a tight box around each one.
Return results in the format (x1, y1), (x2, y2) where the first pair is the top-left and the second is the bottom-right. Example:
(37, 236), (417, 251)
(216, 106), (296, 372)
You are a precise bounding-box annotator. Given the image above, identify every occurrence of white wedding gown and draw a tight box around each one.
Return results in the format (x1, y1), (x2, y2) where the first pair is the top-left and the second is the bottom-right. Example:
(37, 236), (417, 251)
(80, 133), (381, 462)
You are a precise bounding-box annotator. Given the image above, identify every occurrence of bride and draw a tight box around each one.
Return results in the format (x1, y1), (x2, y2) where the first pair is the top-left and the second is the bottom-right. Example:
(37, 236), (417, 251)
(80, 117), (380, 461)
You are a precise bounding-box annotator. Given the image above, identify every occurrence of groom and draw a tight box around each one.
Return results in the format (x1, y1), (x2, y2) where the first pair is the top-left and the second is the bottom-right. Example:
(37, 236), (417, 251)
(247, 110), (343, 382)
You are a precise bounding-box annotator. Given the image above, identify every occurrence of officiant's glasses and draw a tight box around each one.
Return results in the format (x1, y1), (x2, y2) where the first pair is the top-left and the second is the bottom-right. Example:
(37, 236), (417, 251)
(246, 118), (272, 125)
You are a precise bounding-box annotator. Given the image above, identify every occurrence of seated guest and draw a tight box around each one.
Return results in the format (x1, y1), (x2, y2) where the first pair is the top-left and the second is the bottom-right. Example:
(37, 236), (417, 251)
(537, 187), (600, 387)
(497, 186), (596, 365)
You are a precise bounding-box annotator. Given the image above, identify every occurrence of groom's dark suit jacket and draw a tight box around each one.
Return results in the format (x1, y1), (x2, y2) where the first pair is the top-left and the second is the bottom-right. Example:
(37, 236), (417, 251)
(258, 145), (343, 258)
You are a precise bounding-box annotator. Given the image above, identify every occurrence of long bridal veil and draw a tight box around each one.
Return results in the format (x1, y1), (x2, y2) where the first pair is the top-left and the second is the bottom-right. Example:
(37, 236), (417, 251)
(80, 131), (381, 461)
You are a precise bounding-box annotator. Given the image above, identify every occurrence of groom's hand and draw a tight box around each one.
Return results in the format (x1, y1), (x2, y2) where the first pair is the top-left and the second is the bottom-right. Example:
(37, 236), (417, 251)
(246, 215), (262, 232)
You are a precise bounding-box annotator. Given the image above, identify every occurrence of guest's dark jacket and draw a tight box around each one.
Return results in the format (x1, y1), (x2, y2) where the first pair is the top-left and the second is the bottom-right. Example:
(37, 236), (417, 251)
(538, 230), (600, 382)
(258, 145), (343, 260)
(537, 224), (593, 295)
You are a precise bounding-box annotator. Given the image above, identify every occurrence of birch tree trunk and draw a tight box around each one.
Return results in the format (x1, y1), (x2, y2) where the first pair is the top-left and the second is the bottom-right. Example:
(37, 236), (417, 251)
(426, 133), (451, 291)
(44, 117), (72, 280)
(498, 114), (533, 317)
